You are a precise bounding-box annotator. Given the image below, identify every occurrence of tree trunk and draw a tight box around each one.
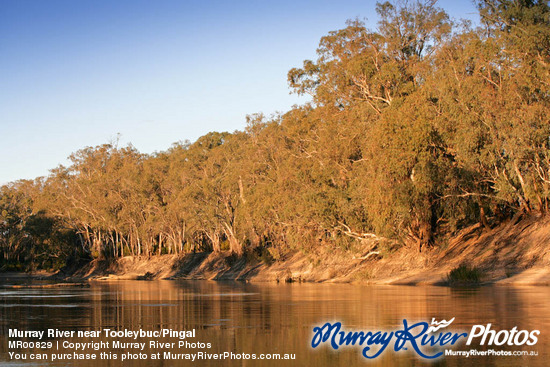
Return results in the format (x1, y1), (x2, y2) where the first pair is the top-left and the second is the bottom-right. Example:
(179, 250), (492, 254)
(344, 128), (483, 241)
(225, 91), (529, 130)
(223, 222), (242, 255)
(480, 206), (490, 229)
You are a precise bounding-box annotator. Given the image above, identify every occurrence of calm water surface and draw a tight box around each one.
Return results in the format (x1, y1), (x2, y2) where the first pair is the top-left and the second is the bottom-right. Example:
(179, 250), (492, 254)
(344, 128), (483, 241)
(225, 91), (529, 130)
(0, 279), (548, 366)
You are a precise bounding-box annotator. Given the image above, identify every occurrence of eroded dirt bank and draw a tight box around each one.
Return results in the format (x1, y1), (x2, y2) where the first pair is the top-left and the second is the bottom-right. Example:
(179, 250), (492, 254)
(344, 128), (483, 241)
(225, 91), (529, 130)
(63, 215), (550, 286)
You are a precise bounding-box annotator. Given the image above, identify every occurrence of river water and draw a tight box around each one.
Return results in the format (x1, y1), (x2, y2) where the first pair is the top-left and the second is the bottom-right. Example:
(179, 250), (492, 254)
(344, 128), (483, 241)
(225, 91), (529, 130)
(0, 280), (548, 366)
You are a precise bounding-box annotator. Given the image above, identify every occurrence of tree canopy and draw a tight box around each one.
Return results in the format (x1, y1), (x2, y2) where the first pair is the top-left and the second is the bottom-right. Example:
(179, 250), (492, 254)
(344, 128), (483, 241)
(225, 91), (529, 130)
(2, 0), (549, 270)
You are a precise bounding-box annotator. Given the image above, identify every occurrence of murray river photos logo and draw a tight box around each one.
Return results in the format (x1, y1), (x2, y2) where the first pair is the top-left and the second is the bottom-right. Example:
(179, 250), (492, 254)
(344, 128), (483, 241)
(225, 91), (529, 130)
(311, 318), (540, 360)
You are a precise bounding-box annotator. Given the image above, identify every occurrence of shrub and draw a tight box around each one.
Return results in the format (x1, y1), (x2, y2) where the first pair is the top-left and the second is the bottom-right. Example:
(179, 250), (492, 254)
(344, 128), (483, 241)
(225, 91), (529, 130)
(447, 264), (482, 285)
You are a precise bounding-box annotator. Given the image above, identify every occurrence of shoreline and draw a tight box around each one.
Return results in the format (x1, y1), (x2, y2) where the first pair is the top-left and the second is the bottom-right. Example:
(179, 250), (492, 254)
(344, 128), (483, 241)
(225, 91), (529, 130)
(4, 216), (550, 287)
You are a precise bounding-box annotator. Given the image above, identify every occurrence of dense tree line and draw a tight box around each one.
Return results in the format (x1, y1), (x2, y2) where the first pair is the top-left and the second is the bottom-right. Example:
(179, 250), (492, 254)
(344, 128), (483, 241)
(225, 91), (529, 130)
(2, 0), (550, 270)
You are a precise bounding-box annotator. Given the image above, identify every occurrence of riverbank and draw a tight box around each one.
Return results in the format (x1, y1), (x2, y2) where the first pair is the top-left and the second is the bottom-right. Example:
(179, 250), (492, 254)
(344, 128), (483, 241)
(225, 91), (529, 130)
(52, 215), (550, 286)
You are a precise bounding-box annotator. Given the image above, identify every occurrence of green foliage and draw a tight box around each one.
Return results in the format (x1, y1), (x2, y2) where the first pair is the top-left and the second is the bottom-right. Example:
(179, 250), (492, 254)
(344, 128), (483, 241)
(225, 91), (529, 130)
(0, 182), (78, 271)
(447, 264), (483, 285)
(2, 0), (550, 270)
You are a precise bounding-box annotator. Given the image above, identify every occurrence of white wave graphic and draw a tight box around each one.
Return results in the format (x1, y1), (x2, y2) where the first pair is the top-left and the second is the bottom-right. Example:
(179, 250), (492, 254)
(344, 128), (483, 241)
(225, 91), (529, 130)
(427, 317), (455, 333)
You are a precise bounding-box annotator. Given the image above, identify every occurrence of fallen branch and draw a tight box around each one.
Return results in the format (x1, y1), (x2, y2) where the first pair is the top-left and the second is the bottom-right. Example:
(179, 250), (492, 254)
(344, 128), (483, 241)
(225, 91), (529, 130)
(353, 251), (380, 260)
(337, 221), (381, 241)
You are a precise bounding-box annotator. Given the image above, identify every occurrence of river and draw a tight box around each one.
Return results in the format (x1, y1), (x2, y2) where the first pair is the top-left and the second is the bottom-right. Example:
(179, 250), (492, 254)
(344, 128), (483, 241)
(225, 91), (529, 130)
(0, 280), (548, 366)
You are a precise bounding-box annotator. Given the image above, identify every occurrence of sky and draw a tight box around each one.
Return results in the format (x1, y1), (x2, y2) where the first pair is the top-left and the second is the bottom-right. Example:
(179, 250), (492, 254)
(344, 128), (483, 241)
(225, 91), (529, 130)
(0, 0), (479, 185)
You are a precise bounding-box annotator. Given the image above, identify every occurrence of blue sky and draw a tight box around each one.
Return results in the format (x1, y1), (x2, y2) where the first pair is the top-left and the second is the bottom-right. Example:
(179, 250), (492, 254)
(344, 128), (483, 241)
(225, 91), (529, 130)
(0, 0), (478, 184)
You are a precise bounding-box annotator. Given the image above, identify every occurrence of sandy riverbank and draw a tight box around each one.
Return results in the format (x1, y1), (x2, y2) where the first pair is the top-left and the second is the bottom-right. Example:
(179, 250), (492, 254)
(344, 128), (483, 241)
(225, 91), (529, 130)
(47, 215), (550, 286)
